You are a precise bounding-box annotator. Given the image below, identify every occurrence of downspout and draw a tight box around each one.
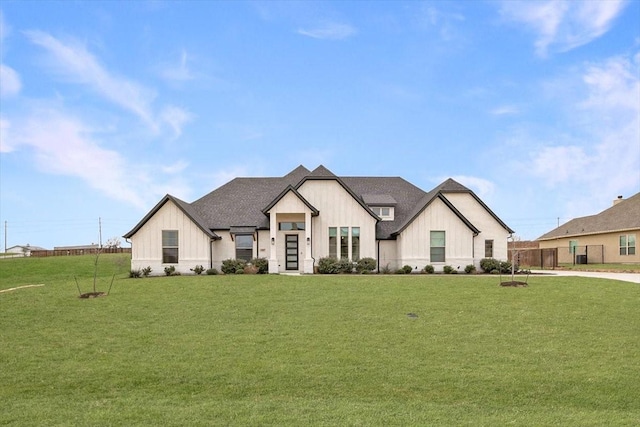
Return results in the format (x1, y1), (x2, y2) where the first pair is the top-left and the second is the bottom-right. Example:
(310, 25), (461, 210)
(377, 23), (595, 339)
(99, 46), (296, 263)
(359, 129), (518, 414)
(310, 218), (315, 273)
(377, 239), (380, 274)
(209, 238), (214, 269)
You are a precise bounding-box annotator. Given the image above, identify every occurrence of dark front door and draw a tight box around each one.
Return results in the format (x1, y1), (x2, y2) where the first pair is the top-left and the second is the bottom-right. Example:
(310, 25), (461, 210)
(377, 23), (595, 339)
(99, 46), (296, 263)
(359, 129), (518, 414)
(286, 234), (299, 271)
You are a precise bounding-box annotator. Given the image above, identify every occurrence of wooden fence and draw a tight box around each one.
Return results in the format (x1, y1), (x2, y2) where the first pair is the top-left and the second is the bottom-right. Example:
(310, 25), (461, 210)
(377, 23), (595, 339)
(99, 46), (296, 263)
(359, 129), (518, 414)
(30, 248), (131, 257)
(508, 248), (558, 269)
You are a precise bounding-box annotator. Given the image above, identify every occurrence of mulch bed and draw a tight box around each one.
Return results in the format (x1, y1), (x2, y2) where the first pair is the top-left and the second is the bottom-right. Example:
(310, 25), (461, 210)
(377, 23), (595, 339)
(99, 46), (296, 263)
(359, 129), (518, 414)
(500, 281), (528, 287)
(79, 292), (106, 298)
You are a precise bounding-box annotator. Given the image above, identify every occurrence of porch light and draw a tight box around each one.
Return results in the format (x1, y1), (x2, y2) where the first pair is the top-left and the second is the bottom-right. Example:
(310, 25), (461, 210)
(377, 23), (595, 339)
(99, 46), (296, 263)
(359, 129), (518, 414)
(271, 237), (275, 245)
(306, 237), (311, 244)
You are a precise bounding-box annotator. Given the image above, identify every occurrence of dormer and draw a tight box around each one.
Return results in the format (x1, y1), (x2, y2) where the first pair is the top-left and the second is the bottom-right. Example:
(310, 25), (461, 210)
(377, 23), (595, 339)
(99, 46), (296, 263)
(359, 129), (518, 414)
(362, 194), (397, 221)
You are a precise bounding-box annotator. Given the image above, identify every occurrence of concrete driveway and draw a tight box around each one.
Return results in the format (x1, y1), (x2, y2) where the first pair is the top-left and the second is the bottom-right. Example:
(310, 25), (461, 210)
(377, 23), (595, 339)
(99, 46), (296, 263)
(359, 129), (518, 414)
(530, 270), (640, 284)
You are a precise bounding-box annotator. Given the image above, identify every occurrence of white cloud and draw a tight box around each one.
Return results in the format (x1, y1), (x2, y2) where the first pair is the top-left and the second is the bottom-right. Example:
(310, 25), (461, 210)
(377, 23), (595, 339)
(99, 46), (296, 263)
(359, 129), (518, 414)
(160, 49), (194, 82)
(24, 31), (160, 130)
(0, 64), (21, 97)
(527, 51), (640, 216)
(0, 117), (12, 152)
(500, 0), (628, 56)
(297, 22), (356, 40)
(490, 105), (520, 116)
(160, 105), (194, 138)
(10, 108), (147, 209)
(449, 175), (496, 200)
(161, 160), (189, 174)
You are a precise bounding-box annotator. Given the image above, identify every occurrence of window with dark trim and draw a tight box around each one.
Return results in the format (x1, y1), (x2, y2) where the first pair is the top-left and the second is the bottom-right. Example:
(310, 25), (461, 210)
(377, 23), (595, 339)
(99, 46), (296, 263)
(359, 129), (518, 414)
(329, 227), (337, 258)
(352, 227), (360, 261)
(162, 230), (179, 264)
(235, 234), (253, 261)
(485, 240), (494, 258)
(430, 231), (445, 263)
(340, 227), (349, 259)
(279, 222), (305, 230)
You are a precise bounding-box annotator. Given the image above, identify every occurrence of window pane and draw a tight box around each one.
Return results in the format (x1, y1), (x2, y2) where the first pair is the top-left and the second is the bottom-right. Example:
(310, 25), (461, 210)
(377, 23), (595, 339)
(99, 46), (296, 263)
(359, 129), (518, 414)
(352, 227), (360, 261)
(162, 230), (178, 247)
(236, 249), (252, 262)
(629, 247), (636, 255)
(431, 247), (445, 263)
(620, 235), (627, 247)
(236, 235), (253, 249)
(620, 247), (627, 256)
(340, 227), (349, 259)
(629, 235), (636, 246)
(430, 231), (445, 247)
(163, 248), (178, 264)
(381, 207), (390, 216)
(485, 240), (493, 258)
(329, 227), (337, 258)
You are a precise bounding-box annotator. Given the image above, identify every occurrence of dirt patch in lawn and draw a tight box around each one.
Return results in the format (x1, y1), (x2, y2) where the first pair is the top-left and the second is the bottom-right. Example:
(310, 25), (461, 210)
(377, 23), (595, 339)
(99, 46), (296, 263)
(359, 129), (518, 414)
(500, 281), (528, 287)
(78, 291), (106, 299)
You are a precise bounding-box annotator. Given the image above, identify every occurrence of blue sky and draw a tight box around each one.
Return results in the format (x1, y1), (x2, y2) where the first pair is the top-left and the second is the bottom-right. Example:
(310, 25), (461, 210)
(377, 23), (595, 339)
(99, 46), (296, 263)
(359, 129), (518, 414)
(1, 1), (639, 249)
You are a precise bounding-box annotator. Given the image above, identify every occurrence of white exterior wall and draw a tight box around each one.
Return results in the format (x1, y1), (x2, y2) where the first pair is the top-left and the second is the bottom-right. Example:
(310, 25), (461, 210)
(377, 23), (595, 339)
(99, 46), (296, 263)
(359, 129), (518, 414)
(210, 230), (270, 270)
(298, 180), (377, 262)
(445, 193), (511, 265)
(378, 240), (398, 272)
(130, 201), (211, 275)
(397, 198), (475, 272)
(265, 191), (315, 273)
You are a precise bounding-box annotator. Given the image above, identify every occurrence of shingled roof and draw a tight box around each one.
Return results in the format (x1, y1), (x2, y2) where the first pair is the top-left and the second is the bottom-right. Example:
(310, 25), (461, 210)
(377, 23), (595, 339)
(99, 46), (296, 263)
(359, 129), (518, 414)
(538, 192), (640, 240)
(126, 165), (513, 240)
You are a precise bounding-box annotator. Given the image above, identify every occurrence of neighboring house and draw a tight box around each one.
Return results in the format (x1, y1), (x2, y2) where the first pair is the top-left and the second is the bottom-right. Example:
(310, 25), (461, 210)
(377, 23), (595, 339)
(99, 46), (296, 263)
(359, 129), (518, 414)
(537, 192), (640, 264)
(6, 244), (47, 257)
(124, 165), (514, 274)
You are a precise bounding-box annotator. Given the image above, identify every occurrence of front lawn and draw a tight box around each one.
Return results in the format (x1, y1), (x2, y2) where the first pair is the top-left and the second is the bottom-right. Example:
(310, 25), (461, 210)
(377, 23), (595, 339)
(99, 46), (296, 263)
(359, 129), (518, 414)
(1, 255), (639, 425)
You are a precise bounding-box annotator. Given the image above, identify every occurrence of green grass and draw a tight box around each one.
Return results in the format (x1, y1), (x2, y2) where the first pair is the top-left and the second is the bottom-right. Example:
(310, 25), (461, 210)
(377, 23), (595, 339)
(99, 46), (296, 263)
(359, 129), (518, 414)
(1, 255), (639, 426)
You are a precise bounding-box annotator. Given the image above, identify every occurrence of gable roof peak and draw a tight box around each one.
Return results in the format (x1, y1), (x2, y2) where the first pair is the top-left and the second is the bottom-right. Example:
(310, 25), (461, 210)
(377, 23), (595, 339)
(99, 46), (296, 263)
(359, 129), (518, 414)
(284, 165), (310, 179)
(309, 165), (336, 177)
(437, 178), (471, 193)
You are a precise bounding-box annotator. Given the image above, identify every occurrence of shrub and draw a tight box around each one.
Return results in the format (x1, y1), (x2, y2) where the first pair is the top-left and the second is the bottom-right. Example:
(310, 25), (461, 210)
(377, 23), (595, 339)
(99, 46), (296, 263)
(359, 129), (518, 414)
(396, 265), (413, 274)
(129, 269), (141, 278)
(164, 265), (176, 276)
(480, 258), (513, 274)
(464, 264), (476, 274)
(443, 265), (455, 274)
(318, 257), (339, 274)
(423, 265), (435, 274)
(380, 264), (392, 274)
(142, 266), (152, 277)
(336, 258), (354, 274)
(250, 257), (269, 274)
(355, 257), (377, 274)
(206, 268), (219, 275)
(191, 265), (205, 275)
(221, 259), (247, 274)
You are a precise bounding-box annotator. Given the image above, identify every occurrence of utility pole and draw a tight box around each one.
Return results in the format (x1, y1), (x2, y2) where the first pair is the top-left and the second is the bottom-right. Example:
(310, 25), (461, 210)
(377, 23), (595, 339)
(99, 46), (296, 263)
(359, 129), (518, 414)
(4, 221), (6, 253)
(99, 217), (102, 248)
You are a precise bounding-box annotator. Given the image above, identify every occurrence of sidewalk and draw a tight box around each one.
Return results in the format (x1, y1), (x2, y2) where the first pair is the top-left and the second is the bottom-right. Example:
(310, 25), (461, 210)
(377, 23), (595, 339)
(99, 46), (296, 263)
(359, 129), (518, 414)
(529, 270), (640, 284)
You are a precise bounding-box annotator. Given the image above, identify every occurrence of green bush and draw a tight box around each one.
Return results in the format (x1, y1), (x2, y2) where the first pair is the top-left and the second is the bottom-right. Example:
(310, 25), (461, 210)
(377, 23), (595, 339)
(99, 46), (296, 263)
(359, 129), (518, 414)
(443, 265), (455, 274)
(206, 268), (219, 275)
(396, 265), (413, 274)
(129, 269), (141, 278)
(423, 265), (435, 274)
(318, 257), (339, 274)
(164, 265), (176, 276)
(480, 258), (513, 274)
(380, 264), (392, 274)
(250, 257), (269, 274)
(221, 259), (247, 274)
(464, 264), (476, 274)
(142, 266), (152, 277)
(336, 258), (354, 274)
(191, 265), (205, 275)
(355, 257), (377, 274)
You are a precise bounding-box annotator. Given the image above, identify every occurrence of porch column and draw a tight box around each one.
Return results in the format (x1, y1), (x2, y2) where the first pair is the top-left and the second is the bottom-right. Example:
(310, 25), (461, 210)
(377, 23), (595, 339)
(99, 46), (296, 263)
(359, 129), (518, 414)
(303, 211), (314, 274)
(268, 213), (278, 274)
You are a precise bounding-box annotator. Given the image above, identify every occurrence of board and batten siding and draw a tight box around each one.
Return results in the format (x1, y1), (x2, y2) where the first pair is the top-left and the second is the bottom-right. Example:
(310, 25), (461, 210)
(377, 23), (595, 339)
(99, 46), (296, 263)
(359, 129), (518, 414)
(298, 180), (377, 261)
(444, 193), (511, 263)
(210, 230), (270, 270)
(130, 200), (211, 275)
(397, 197), (474, 271)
